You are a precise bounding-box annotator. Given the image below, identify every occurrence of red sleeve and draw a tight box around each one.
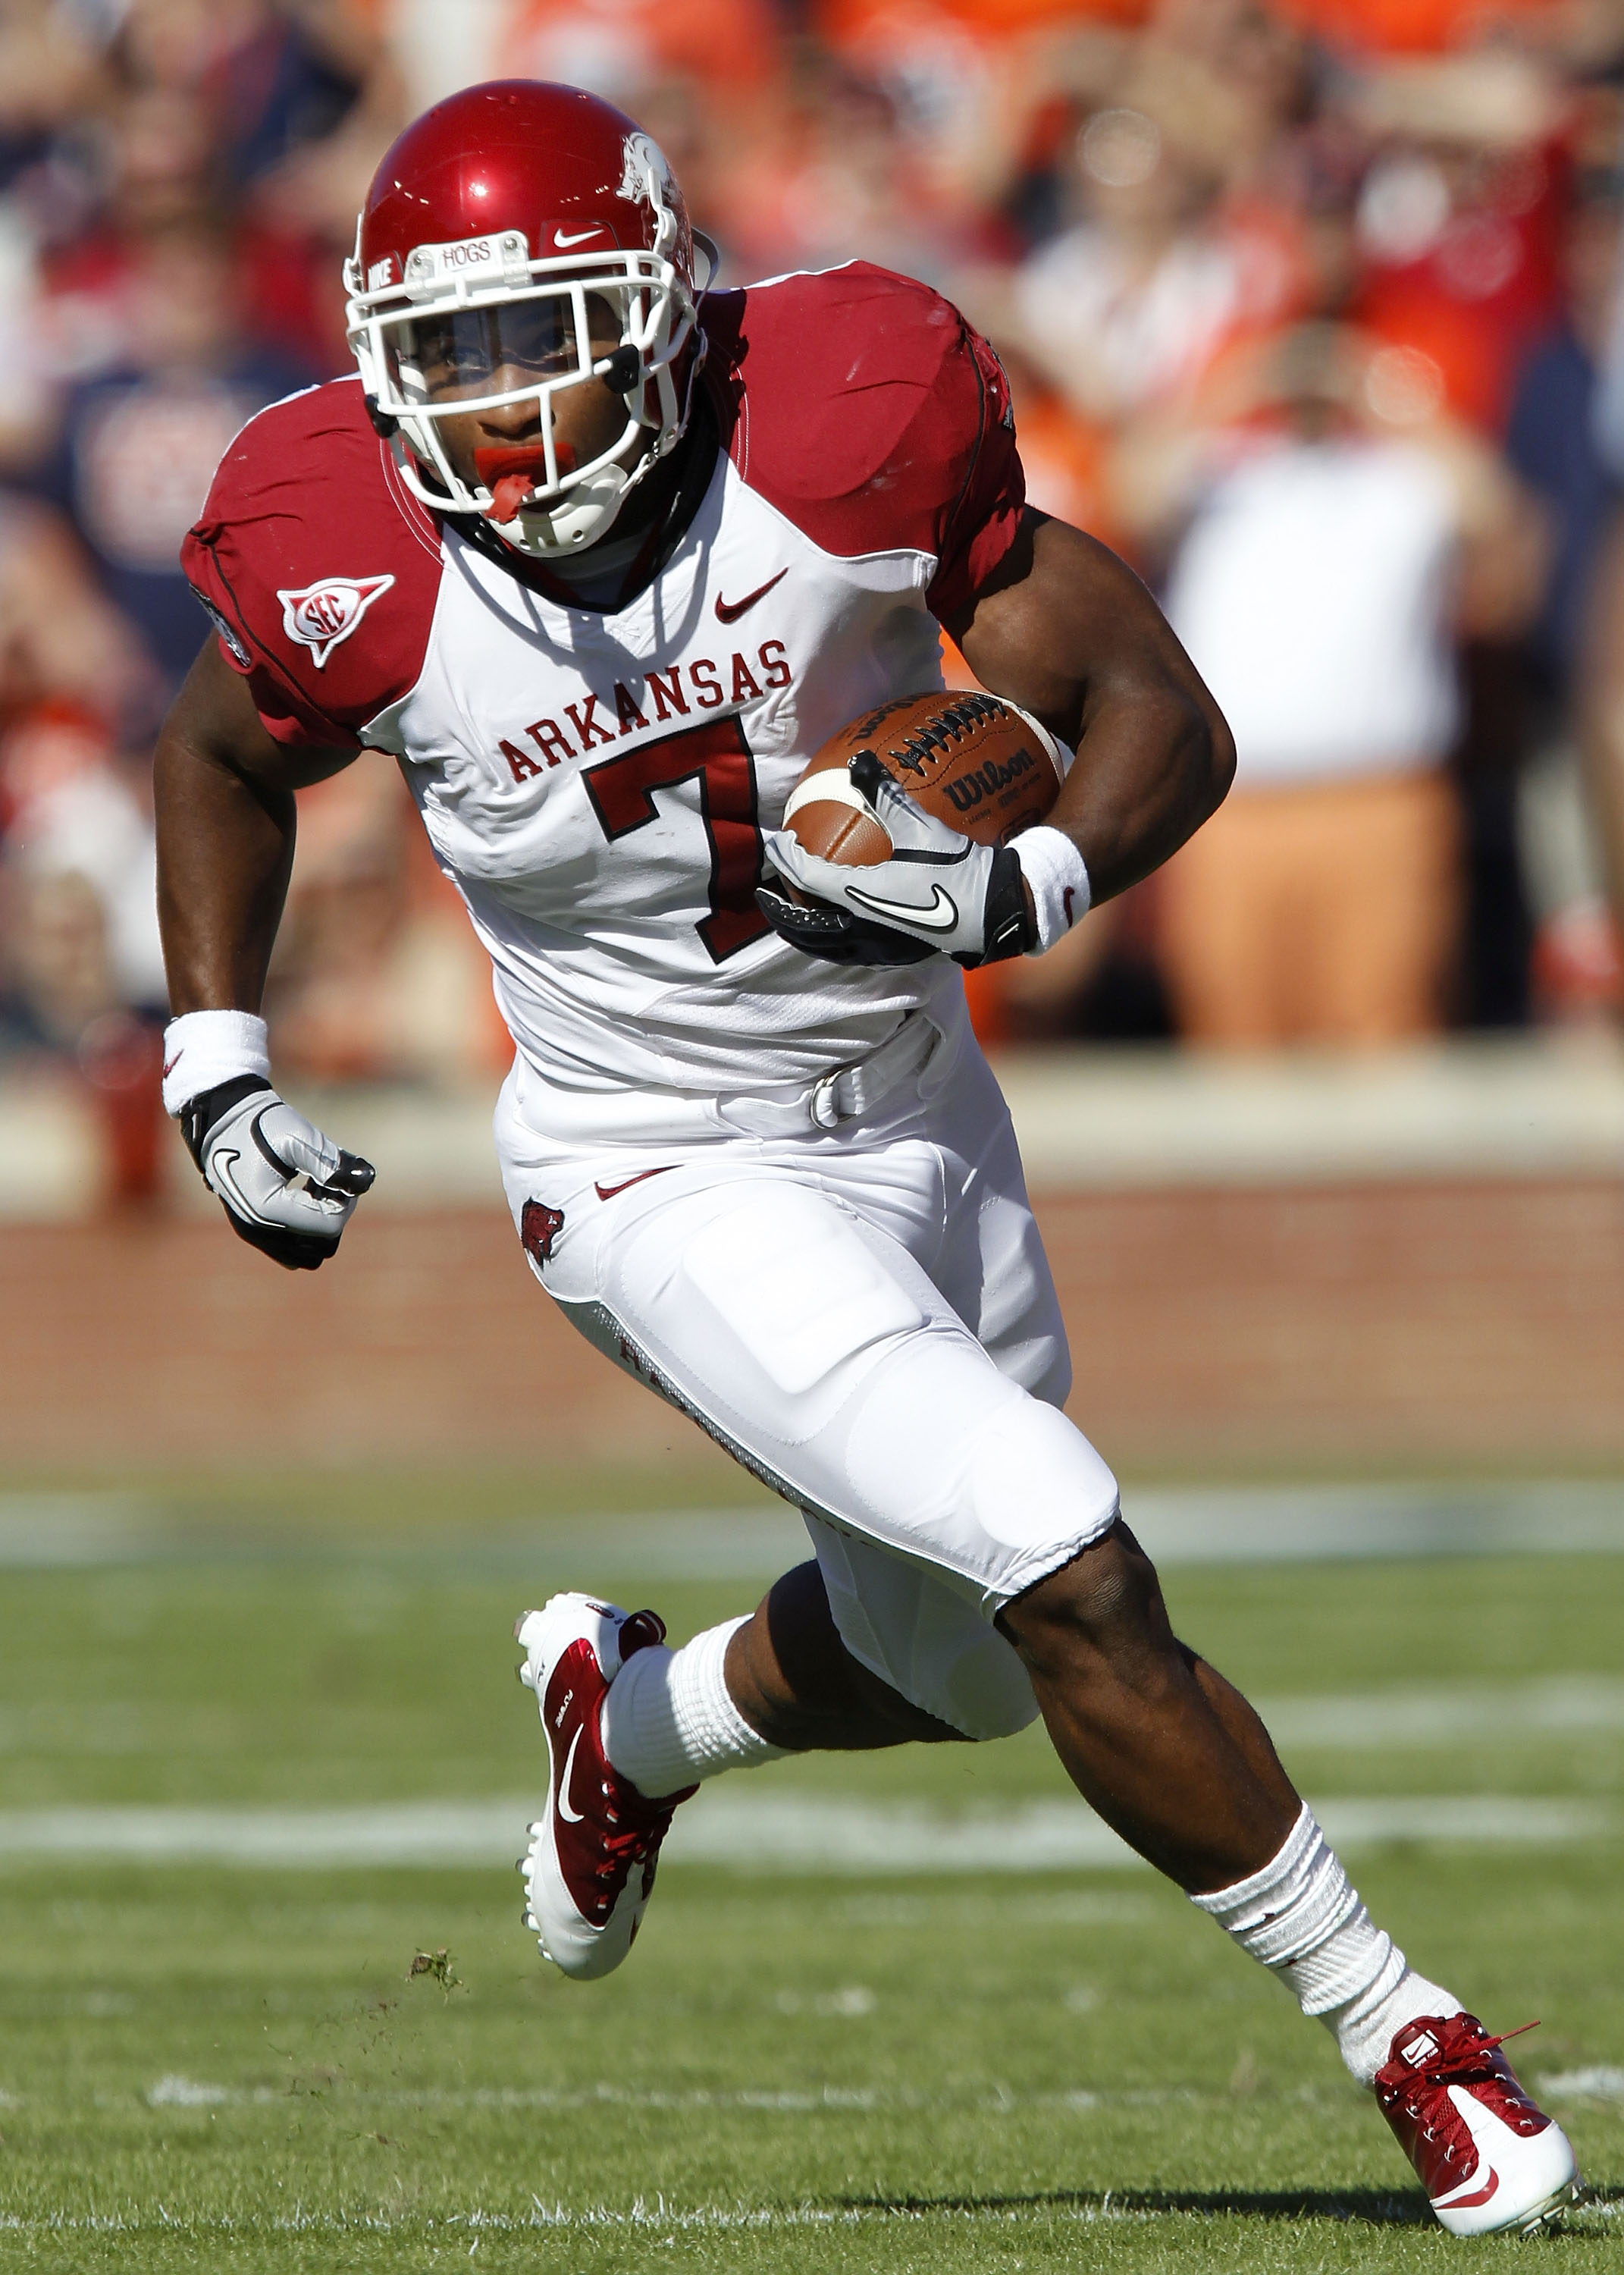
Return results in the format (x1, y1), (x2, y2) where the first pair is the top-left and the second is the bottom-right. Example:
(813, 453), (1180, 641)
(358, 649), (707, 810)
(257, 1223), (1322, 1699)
(180, 377), (443, 750)
(928, 322), (1023, 623)
(703, 263), (1024, 623)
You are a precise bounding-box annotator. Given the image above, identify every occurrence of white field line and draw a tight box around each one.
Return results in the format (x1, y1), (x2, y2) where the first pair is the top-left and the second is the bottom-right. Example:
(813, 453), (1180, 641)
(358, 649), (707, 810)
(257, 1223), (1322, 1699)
(7, 1677), (1624, 1759)
(1256, 1676), (1624, 1747)
(2, 1481), (1622, 1571)
(1538, 2066), (1624, 2101)
(136, 2079), (1191, 2115)
(5, 2197), (1616, 2238)
(0, 1792), (1612, 1871)
(0, 2205), (1143, 2235)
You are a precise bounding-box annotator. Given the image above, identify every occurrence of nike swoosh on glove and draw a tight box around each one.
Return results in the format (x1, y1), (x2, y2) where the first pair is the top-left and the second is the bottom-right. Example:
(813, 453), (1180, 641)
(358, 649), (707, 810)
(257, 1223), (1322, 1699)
(757, 751), (1033, 968)
(180, 1075), (375, 1271)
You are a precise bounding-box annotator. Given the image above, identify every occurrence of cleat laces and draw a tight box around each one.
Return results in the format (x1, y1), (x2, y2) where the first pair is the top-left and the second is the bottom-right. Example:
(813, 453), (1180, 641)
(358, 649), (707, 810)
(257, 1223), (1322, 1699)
(582, 1781), (694, 1919)
(1377, 2018), (1549, 2146)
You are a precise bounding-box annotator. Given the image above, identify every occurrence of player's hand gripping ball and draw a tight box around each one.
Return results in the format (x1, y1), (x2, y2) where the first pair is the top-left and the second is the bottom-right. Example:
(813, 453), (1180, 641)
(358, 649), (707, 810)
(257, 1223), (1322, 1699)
(757, 691), (1069, 967)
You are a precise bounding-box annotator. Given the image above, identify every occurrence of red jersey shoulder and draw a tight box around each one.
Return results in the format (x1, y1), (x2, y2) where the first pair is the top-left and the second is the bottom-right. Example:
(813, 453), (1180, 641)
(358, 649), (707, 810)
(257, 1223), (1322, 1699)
(183, 375), (444, 749)
(701, 262), (1024, 620)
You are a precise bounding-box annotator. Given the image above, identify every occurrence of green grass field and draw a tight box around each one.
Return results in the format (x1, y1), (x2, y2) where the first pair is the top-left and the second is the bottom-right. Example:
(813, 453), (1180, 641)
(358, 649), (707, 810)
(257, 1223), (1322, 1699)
(0, 1476), (1620, 2271)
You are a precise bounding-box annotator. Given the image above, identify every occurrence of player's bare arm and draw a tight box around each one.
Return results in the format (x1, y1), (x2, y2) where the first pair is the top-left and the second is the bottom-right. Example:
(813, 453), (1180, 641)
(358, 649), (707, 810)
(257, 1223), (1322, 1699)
(759, 518), (1234, 971)
(154, 642), (376, 1269)
(951, 510), (1235, 905)
(155, 636), (358, 1015)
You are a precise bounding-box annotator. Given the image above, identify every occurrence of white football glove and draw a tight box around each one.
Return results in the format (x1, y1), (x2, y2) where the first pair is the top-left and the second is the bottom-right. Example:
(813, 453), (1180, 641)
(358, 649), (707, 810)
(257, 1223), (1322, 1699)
(180, 1077), (375, 1271)
(757, 751), (1033, 968)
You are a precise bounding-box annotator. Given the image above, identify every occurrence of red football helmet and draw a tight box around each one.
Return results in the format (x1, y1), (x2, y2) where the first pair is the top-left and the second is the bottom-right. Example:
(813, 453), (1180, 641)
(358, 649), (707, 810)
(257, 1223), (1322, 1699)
(344, 81), (709, 555)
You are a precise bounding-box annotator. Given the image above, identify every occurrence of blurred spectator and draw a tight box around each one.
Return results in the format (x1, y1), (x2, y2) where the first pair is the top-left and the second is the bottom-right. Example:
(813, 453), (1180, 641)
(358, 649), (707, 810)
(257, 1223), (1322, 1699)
(500, 0), (782, 103)
(0, 700), (170, 1200)
(1279, 0), (1566, 55)
(1143, 321), (1543, 1046)
(1580, 513), (1624, 991)
(30, 221), (315, 702)
(1347, 52), (1566, 432)
(266, 764), (509, 1087)
(0, 500), (160, 1072)
(0, 497), (159, 736)
(1506, 151), (1623, 1019)
(1, 708), (165, 1040)
(1011, 99), (1303, 424)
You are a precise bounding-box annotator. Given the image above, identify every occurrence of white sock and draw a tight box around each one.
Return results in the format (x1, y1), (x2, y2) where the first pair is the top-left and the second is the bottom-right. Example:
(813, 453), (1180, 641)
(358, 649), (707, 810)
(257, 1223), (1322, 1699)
(600, 1616), (785, 1800)
(1190, 1806), (1462, 2085)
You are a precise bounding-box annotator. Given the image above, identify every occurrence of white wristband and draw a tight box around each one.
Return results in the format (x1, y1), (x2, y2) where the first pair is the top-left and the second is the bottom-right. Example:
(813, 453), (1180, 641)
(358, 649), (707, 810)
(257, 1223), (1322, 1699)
(1011, 825), (1090, 955)
(161, 1009), (271, 1118)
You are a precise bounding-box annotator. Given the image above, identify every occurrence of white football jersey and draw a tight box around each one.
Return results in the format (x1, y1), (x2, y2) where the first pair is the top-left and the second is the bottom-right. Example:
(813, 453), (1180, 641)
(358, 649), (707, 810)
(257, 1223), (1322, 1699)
(184, 262), (1025, 1138)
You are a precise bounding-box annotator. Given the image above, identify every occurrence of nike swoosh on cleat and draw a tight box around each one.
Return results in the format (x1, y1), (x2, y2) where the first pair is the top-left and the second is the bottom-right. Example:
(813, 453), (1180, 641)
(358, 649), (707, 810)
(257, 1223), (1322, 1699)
(845, 882), (959, 932)
(594, 1166), (676, 1202)
(714, 569), (787, 623)
(1434, 2166), (1500, 2211)
(556, 1723), (586, 1825)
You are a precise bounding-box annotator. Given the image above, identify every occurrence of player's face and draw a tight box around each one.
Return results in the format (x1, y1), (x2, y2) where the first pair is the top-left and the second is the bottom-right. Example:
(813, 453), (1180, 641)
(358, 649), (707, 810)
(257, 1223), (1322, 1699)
(397, 290), (647, 500)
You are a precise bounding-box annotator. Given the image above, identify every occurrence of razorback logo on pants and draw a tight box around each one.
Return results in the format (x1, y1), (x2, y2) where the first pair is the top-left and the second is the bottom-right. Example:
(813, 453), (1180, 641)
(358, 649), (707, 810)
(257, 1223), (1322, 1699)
(521, 1198), (566, 1269)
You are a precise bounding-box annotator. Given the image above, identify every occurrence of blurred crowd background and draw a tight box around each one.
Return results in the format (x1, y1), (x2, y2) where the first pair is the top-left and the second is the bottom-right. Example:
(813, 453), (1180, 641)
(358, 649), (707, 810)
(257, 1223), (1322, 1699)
(3, 0), (1624, 1201)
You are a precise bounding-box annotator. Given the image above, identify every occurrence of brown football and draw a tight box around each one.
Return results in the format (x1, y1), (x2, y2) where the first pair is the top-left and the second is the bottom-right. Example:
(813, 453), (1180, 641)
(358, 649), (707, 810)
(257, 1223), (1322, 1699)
(782, 691), (1067, 867)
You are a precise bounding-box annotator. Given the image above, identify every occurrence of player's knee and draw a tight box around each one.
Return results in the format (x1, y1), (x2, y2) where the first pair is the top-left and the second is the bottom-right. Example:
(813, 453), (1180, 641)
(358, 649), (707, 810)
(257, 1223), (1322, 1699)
(954, 1391), (1119, 1588)
(998, 1520), (1175, 1683)
(741, 1562), (973, 1749)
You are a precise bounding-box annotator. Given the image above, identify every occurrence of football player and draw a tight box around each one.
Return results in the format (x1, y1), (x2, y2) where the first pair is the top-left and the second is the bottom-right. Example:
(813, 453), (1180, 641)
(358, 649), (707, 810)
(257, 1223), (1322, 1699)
(153, 81), (1578, 2236)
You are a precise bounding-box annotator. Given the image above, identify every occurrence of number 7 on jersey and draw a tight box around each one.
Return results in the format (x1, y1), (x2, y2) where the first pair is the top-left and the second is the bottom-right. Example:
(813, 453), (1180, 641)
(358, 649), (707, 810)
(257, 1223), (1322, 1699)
(582, 717), (770, 962)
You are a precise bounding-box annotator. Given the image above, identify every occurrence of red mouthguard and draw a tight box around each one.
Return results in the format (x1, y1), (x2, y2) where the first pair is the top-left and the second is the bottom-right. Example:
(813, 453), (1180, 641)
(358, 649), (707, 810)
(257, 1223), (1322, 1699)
(474, 442), (576, 524)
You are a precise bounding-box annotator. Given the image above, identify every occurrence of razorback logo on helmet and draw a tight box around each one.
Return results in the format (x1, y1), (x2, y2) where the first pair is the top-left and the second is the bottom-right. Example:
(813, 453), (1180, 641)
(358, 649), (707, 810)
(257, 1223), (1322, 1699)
(276, 574), (396, 668)
(619, 130), (676, 216)
(521, 1198), (566, 1269)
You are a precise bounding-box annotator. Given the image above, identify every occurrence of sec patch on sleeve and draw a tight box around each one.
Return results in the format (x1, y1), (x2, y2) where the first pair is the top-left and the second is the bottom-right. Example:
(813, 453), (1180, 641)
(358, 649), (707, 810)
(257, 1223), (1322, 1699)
(277, 573), (397, 667)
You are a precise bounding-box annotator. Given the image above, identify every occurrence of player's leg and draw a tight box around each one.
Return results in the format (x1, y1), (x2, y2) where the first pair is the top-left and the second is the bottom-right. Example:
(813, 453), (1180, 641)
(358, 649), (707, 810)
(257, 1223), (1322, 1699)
(723, 1558), (969, 1749)
(999, 1517), (1298, 1887)
(501, 1056), (1581, 2229)
(807, 1046), (1579, 2233)
(995, 1522), (1579, 2232)
(586, 1552), (967, 1827)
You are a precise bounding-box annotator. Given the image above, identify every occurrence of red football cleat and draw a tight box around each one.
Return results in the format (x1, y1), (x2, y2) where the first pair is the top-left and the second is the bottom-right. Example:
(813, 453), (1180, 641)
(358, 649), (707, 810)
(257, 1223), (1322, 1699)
(1375, 2013), (1582, 2236)
(514, 1593), (694, 1980)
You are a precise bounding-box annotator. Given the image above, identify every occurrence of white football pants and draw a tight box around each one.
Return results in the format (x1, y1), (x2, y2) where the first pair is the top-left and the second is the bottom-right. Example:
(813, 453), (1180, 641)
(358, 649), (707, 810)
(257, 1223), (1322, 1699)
(495, 1010), (1121, 1740)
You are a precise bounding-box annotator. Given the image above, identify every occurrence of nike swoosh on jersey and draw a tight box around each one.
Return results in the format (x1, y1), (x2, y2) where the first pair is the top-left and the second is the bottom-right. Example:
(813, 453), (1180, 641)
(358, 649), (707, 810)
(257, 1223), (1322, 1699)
(845, 881), (960, 932)
(556, 1723), (586, 1825)
(713, 568), (788, 623)
(594, 1166), (676, 1202)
